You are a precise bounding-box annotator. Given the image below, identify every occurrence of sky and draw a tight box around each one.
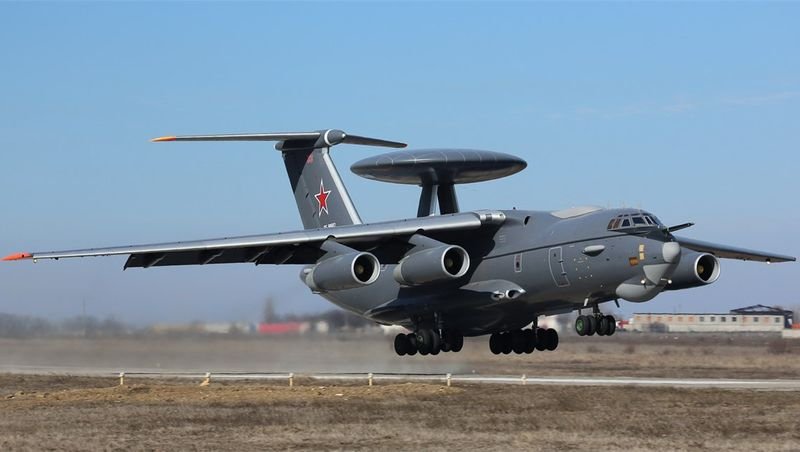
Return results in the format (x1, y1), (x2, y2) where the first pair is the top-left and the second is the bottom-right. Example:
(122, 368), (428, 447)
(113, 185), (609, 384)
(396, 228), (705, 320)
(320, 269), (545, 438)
(1, 2), (798, 326)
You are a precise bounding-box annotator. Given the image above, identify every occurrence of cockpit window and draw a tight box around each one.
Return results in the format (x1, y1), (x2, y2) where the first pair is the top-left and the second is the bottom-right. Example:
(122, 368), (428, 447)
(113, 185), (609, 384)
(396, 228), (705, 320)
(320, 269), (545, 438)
(608, 213), (662, 231)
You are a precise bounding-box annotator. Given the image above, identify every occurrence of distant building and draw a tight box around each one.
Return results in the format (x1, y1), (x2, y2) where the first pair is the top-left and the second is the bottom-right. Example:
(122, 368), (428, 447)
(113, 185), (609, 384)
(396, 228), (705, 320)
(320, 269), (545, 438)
(257, 322), (310, 335)
(631, 304), (791, 333)
(730, 305), (793, 328)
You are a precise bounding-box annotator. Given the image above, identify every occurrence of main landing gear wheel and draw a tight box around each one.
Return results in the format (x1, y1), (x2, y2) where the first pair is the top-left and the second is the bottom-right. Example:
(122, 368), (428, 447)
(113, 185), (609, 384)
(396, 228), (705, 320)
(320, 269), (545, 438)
(415, 329), (440, 355)
(489, 333), (503, 355)
(398, 328), (466, 357)
(394, 333), (419, 356)
(489, 328), (555, 355)
(443, 330), (464, 353)
(543, 328), (559, 351)
(523, 329), (536, 354)
(576, 314), (617, 339)
(394, 333), (409, 356)
(511, 330), (527, 354)
(501, 333), (513, 354)
(535, 328), (547, 351)
(441, 330), (464, 353)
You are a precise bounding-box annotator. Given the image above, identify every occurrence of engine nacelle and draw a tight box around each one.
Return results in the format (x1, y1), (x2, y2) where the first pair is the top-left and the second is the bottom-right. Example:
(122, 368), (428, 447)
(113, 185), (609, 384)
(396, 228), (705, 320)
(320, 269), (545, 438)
(666, 252), (721, 290)
(393, 245), (470, 286)
(303, 252), (380, 293)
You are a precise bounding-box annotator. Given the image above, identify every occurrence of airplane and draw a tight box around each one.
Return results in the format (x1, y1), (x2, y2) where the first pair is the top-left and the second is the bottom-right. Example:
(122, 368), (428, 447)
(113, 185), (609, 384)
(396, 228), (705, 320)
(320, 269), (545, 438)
(4, 129), (795, 356)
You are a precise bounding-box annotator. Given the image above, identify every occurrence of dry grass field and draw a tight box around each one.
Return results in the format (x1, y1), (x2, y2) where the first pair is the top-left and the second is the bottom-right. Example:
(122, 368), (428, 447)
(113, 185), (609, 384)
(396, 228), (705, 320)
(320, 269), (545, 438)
(2, 374), (800, 451)
(1, 334), (799, 450)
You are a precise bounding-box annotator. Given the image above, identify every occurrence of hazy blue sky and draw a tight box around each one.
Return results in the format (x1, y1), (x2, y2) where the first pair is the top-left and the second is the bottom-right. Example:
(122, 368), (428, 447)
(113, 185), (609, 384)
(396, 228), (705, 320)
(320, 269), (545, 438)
(1, 2), (798, 325)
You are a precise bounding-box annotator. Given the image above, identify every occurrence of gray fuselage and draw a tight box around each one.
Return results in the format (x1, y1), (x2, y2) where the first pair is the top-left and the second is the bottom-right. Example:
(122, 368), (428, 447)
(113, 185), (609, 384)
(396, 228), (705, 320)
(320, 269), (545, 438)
(318, 207), (681, 336)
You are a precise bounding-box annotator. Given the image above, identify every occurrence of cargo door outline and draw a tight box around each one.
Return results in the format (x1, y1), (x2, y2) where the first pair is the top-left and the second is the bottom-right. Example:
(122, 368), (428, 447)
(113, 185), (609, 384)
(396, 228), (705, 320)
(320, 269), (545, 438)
(548, 246), (570, 287)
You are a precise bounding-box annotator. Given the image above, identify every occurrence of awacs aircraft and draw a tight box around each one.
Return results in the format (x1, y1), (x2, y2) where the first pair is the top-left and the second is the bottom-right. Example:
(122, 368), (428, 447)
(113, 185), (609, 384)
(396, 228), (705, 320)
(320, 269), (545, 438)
(5, 129), (795, 356)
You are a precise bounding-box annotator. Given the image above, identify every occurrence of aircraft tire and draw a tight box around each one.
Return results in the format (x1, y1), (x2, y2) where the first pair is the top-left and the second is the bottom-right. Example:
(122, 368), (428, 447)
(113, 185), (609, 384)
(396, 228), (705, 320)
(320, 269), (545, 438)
(501, 333), (513, 355)
(394, 333), (408, 356)
(606, 316), (617, 336)
(489, 333), (502, 355)
(575, 316), (588, 336)
(535, 328), (547, 351)
(523, 329), (536, 353)
(451, 332), (464, 353)
(586, 316), (597, 336)
(545, 329), (559, 351)
(512, 330), (527, 354)
(431, 330), (442, 353)
(597, 316), (610, 336)
(416, 330), (434, 354)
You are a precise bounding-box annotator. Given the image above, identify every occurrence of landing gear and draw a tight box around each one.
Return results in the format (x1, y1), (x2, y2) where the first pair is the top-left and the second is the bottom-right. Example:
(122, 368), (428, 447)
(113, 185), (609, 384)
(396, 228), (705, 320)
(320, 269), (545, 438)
(575, 314), (616, 337)
(489, 327), (558, 355)
(395, 329), (464, 356)
(442, 330), (464, 353)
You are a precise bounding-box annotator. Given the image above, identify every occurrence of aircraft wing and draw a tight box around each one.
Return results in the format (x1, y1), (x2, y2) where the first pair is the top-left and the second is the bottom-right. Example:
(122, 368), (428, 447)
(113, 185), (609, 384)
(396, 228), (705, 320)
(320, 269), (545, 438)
(675, 236), (796, 263)
(3, 211), (505, 269)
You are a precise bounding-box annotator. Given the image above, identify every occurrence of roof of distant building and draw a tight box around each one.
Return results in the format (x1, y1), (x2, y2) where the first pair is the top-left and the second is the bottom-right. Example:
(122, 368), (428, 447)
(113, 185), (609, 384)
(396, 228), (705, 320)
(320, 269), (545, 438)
(730, 304), (793, 316)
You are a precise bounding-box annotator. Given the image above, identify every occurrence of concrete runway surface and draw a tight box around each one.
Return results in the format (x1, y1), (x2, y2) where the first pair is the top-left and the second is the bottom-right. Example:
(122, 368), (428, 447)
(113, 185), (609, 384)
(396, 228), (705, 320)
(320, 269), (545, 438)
(3, 365), (799, 390)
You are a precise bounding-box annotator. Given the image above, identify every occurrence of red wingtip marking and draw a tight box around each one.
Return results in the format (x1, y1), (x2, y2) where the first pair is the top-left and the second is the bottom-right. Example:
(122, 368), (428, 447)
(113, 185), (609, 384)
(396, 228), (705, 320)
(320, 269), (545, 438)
(2, 252), (32, 261)
(151, 136), (176, 142)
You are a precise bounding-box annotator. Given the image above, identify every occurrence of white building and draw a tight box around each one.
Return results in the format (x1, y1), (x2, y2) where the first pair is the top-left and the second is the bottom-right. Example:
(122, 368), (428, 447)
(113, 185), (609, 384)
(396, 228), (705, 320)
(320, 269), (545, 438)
(631, 312), (785, 333)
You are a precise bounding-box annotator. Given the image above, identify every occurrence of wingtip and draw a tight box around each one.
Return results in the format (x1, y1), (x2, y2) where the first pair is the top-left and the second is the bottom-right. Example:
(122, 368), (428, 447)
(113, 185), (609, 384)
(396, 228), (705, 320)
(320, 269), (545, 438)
(151, 136), (176, 142)
(2, 252), (32, 261)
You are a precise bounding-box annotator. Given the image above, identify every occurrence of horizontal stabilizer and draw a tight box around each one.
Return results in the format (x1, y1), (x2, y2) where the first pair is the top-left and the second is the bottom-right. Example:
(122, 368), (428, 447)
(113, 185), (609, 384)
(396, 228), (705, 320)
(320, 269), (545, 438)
(152, 129), (406, 149)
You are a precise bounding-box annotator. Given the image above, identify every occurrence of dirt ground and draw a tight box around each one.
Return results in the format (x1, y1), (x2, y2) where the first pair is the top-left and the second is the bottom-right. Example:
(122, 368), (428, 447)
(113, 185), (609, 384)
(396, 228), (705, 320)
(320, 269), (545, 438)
(1, 333), (798, 379)
(2, 374), (800, 451)
(1, 335), (799, 450)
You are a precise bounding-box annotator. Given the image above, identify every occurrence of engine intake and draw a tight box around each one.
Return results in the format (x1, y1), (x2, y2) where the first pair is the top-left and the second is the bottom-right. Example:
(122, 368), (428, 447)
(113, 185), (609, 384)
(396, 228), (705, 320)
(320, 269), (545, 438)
(303, 252), (380, 293)
(667, 252), (721, 290)
(393, 245), (470, 286)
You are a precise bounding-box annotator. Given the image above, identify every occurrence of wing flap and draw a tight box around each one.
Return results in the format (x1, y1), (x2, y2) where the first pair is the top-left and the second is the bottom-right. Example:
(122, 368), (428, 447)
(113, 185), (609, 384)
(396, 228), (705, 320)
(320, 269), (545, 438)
(676, 236), (796, 263)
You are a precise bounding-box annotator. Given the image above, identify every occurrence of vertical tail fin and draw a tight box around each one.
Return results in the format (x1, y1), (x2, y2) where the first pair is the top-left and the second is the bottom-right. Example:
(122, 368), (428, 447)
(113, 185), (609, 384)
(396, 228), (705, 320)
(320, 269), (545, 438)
(151, 129), (406, 230)
(280, 144), (363, 229)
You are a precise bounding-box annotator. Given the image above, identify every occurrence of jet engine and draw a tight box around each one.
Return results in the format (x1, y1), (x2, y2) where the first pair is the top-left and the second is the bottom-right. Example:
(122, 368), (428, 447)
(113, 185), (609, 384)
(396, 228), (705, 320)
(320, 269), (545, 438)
(303, 252), (380, 293)
(393, 245), (470, 286)
(666, 252), (721, 290)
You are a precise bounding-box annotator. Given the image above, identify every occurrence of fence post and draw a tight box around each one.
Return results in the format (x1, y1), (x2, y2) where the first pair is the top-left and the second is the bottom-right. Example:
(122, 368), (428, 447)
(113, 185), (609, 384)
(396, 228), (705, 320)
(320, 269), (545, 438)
(446, 373), (452, 387)
(289, 373), (294, 388)
(119, 372), (125, 386)
(368, 372), (373, 387)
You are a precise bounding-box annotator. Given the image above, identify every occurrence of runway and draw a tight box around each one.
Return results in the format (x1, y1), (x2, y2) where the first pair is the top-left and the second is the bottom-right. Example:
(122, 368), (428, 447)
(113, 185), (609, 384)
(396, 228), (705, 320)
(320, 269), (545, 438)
(3, 365), (800, 390)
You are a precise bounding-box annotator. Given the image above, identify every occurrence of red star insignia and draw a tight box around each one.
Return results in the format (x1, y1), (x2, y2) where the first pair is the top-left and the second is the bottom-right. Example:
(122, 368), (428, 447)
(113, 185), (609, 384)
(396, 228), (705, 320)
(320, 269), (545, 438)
(315, 180), (332, 215)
